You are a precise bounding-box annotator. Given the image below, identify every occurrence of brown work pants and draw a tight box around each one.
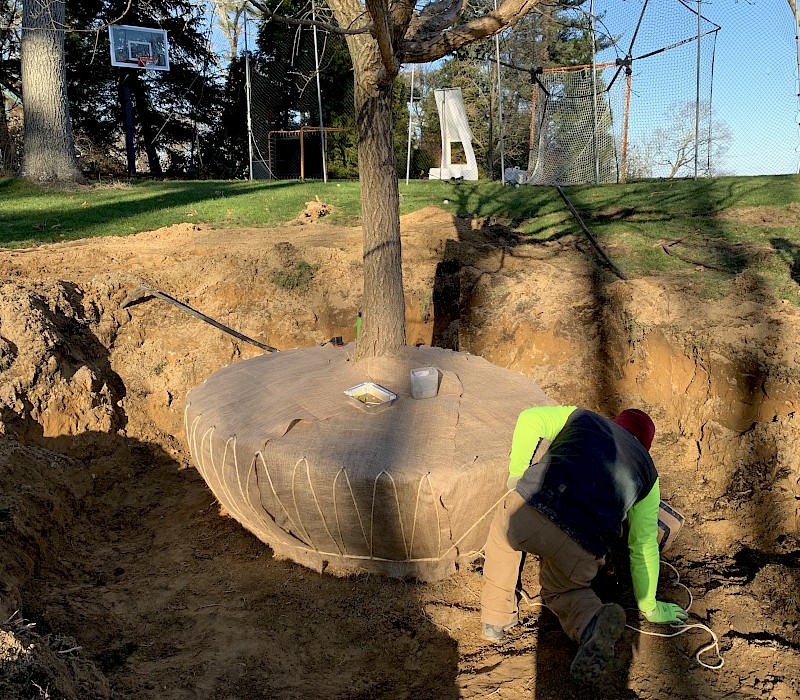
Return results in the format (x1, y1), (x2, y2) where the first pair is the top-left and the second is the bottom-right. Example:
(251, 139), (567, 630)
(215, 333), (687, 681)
(480, 490), (606, 643)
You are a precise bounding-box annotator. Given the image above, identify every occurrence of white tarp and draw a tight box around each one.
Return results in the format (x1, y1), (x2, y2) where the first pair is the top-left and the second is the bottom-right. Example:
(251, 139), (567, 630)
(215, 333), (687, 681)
(429, 88), (479, 181)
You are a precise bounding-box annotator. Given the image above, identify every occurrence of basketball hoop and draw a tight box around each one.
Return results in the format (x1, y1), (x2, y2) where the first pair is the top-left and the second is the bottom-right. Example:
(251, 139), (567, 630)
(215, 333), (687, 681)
(137, 55), (158, 68)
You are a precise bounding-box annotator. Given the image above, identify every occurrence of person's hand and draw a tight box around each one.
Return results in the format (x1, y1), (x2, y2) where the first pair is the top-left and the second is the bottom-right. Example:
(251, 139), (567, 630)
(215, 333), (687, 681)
(642, 601), (689, 624)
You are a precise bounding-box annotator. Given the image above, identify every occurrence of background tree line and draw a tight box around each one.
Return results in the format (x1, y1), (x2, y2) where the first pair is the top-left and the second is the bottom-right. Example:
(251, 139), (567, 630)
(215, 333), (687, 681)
(0, 0), (614, 181)
(0, 1), (729, 182)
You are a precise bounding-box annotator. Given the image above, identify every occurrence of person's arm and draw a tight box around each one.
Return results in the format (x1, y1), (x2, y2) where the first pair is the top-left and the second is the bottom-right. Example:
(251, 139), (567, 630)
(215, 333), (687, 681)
(507, 406), (576, 487)
(628, 479), (688, 624)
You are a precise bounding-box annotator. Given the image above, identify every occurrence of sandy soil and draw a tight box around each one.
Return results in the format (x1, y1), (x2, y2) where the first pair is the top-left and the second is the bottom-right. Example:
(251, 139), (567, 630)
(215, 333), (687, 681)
(1, 205), (799, 699)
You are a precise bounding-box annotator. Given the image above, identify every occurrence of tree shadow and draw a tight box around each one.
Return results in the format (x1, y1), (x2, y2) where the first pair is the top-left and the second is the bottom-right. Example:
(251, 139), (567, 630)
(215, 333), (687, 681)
(0, 285), (460, 699)
(0, 178), (312, 247)
(423, 177), (799, 696)
(770, 237), (800, 286)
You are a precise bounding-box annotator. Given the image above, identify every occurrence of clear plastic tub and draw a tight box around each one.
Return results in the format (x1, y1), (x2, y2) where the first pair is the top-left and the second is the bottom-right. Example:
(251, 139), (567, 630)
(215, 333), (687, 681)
(410, 367), (438, 399)
(344, 382), (396, 412)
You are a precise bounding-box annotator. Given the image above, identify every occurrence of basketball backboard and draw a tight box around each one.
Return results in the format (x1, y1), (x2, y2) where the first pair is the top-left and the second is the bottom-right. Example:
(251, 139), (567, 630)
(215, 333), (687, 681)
(108, 24), (170, 71)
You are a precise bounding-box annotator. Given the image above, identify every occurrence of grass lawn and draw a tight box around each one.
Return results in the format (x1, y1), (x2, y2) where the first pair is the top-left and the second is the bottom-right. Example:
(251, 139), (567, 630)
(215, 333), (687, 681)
(1, 174), (799, 302)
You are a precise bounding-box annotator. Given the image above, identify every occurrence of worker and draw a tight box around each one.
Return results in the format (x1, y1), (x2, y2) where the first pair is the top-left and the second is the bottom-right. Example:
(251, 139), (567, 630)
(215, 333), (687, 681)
(480, 406), (688, 682)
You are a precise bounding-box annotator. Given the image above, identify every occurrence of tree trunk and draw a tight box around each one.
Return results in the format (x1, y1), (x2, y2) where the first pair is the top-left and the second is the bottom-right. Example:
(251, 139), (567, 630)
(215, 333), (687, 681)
(19, 0), (84, 182)
(351, 64), (406, 359)
(0, 102), (13, 173)
(131, 74), (164, 176)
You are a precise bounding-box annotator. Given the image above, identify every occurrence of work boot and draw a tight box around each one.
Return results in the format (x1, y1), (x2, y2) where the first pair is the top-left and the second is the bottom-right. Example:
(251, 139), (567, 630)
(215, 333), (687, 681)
(481, 613), (519, 642)
(569, 603), (626, 683)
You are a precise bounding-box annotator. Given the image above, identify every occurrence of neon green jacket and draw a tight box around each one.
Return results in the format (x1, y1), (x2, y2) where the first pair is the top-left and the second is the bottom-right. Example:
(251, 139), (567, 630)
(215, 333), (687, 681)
(507, 405), (660, 613)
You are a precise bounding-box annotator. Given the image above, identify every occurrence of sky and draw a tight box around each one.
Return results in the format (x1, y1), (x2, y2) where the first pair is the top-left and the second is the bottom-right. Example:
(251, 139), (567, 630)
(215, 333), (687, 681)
(210, 0), (799, 178)
(594, 0), (799, 177)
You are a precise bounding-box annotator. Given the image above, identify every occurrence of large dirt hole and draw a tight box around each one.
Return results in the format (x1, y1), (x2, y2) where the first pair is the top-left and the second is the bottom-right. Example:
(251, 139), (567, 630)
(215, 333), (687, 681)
(1, 211), (799, 698)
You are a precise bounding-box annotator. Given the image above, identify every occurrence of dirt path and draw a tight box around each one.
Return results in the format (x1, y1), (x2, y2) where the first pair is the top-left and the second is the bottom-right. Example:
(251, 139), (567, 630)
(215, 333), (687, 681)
(1, 207), (799, 699)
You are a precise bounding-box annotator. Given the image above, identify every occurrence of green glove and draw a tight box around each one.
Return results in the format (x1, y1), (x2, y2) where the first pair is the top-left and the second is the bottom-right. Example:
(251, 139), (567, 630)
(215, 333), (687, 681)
(642, 601), (689, 624)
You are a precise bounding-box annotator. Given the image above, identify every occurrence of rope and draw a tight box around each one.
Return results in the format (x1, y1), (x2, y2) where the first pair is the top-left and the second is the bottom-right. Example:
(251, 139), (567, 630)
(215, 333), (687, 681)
(517, 559), (725, 671)
(188, 418), (506, 566)
(302, 457), (343, 555)
(370, 471), (409, 560)
(332, 467), (370, 554)
(624, 560), (724, 670)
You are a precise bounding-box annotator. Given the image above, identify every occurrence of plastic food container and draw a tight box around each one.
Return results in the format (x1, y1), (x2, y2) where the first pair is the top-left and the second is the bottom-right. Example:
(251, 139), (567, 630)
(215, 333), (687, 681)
(344, 382), (397, 413)
(410, 367), (438, 399)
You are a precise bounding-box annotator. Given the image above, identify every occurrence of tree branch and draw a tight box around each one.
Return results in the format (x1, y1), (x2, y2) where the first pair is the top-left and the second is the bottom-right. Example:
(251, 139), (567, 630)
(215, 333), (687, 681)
(405, 0), (466, 43)
(365, 0), (399, 79)
(390, 0), (417, 45)
(247, 0), (373, 36)
(401, 0), (540, 63)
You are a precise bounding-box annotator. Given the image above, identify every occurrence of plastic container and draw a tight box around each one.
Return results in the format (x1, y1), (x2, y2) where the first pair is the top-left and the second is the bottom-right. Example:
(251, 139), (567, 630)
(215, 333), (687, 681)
(410, 367), (438, 399)
(656, 501), (685, 552)
(344, 382), (396, 413)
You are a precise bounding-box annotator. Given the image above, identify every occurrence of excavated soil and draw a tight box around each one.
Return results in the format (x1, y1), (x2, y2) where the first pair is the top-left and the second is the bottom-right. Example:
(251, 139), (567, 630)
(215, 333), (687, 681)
(1, 205), (799, 699)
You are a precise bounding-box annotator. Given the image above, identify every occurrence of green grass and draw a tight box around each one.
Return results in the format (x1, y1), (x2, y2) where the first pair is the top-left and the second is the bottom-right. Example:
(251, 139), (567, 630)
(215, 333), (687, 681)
(2, 174), (799, 303)
(0, 178), (365, 247)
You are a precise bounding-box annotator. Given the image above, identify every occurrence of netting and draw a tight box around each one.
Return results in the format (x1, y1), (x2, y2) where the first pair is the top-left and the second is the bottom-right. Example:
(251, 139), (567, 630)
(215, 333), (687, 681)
(234, 1), (798, 182)
(523, 1), (722, 184)
(527, 62), (631, 185)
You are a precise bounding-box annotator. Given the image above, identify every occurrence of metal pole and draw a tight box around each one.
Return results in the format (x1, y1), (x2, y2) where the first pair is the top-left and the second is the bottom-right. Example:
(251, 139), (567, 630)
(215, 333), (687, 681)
(405, 65), (415, 185)
(494, 0), (505, 183)
(312, 0), (327, 182)
(590, 0), (600, 184)
(122, 73), (136, 177)
(244, 10), (254, 181)
(795, 1), (800, 173)
(621, 69), (632, 182)
(694, 0), (702, 179)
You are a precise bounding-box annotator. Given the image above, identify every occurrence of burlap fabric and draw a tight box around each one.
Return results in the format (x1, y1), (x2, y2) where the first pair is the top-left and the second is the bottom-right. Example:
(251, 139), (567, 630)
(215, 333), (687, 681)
(185, 344), (554, 581)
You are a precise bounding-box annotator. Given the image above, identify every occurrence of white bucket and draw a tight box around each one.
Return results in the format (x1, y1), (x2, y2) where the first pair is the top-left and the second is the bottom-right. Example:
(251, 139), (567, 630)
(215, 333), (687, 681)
(410, 367), (438, 399)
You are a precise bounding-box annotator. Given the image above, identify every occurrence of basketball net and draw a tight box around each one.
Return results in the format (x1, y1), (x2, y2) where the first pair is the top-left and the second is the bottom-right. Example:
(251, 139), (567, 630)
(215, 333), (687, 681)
(137, 55), (158, 68)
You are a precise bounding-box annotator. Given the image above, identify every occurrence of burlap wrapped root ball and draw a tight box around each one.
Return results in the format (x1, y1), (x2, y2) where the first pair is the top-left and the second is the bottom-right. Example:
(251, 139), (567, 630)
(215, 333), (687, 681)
(185, 344), (554, 581)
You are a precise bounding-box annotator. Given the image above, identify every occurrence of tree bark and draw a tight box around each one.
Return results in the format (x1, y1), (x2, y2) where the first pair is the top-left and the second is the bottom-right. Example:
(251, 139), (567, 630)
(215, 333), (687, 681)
(0, 102), (13, 172)
(350, 57), (406, 359)
(19, 0), (84, 182)
(131, 74), (164, 176)
(322, 0), (544, 359)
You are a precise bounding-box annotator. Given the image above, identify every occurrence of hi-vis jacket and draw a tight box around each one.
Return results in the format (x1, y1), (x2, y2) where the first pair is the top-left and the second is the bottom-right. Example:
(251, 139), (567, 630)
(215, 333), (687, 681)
(509, 406), (661, 613)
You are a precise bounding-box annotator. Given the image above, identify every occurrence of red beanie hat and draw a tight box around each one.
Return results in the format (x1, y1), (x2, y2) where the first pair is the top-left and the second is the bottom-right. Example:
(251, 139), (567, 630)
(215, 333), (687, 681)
(613, 409), (655, 451)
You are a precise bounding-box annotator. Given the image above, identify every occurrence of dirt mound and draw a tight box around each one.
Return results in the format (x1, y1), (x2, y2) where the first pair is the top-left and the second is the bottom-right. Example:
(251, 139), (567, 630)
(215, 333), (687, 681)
(298, 197), (333, 222)
(1, 209), (799, 698)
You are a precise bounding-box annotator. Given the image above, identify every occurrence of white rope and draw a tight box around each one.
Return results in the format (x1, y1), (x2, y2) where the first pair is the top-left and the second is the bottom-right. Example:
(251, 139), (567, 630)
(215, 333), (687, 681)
(255, 451), (307, 545)
(290, 458), (318, 550)
(409, 473), (440, 559)
(303, 457), (343, 555)
(370, 471), (409, 560)
(189, 431), (506, 565)
(623, 560), (724, 670)
(517, 559), (725, 670)
(332, 467), (370, 555)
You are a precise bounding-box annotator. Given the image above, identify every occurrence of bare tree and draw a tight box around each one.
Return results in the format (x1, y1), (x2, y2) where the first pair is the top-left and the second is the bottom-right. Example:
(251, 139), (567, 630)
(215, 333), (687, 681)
(19, 0), (83, 181)
(213, 0), (249, 62)
(650, 101), (731, 179)
(250, 0), (542, 359)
